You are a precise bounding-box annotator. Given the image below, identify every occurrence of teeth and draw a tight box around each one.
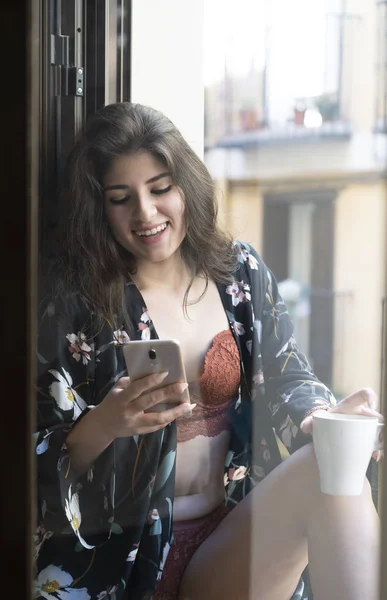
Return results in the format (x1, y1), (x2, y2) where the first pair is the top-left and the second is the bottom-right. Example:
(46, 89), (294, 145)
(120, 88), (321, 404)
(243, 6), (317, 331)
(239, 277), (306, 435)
(135, 223), (168, 237)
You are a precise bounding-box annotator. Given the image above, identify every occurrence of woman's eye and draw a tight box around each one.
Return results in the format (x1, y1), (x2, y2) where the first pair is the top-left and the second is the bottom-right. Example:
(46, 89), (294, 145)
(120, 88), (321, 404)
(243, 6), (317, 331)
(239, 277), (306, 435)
(110, 195), (130, 205)
(152, 185), (172, 196)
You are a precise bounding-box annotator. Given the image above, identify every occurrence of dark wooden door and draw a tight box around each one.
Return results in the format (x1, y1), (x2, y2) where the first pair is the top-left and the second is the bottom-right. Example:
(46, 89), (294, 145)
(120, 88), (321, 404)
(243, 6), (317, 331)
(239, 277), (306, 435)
(39, 0), (132, 263)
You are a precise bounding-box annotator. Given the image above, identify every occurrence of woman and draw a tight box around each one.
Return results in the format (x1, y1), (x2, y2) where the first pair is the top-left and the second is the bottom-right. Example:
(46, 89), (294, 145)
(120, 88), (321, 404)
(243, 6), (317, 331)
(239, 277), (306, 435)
(35, 102), (382, 600)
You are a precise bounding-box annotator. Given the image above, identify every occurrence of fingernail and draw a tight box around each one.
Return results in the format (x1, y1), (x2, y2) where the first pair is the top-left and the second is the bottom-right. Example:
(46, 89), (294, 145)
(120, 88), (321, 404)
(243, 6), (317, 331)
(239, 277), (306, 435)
(376, 450), (382, 462)
(156, 371), (169, 381)
(181, 403), (197, 417)
(361, 406), (379, 417)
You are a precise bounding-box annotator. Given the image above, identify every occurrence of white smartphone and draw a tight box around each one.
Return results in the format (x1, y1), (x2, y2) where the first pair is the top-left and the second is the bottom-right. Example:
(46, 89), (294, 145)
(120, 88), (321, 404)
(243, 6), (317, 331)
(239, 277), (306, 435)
(122, 339), (189, 412)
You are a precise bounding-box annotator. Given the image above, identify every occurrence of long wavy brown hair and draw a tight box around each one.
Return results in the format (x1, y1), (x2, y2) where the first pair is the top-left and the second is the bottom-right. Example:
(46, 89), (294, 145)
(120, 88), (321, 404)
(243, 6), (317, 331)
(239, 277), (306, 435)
(56, 102), (238, 330)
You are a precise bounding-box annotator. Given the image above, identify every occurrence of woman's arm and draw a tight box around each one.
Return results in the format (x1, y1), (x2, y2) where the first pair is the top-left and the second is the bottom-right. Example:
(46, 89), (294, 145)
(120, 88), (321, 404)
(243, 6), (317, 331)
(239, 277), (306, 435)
(260, 267), (335, 451)
(235, 241), (335, 453)
(65, 405), (114, 475)
(35, 294), (115, 549)
(66, 374), (190, 475)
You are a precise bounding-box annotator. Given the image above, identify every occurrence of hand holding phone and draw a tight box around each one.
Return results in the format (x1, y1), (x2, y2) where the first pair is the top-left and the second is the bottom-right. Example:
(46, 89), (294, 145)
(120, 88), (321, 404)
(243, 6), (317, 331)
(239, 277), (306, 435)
(75, 340), (191, 445)
(122, 339), (190, 413)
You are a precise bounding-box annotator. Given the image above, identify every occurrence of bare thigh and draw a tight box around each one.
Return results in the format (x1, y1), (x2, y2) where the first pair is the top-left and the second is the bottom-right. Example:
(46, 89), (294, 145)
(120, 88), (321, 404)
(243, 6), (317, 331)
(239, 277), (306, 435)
(178, 444), (319, 600)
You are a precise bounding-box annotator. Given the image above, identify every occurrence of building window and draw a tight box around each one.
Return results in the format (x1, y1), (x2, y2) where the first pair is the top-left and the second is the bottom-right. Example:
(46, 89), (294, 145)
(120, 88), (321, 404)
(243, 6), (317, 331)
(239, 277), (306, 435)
(375, 0), (387, 133)
(204, 0), (353, 149)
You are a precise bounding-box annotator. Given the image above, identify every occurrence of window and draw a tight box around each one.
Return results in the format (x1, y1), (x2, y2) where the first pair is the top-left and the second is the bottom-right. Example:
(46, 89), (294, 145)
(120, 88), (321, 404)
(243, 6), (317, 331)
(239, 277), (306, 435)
(375, 0), (387, 132)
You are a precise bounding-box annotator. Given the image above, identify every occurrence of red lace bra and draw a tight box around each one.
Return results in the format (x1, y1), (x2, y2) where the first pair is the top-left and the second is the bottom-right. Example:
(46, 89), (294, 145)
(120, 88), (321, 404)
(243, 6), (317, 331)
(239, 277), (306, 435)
(177, 329), (240, 443)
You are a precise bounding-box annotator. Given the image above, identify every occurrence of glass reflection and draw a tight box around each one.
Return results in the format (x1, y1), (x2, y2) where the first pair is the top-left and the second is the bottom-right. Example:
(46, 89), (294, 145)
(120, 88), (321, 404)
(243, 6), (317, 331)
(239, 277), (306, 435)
(33, 1), (385, 599)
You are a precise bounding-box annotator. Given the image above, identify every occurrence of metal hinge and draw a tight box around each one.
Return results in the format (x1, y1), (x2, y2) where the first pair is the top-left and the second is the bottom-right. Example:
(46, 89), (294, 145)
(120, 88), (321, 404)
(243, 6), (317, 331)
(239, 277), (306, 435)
(50, 34), (84, 97)
(50, 34), (69, 66)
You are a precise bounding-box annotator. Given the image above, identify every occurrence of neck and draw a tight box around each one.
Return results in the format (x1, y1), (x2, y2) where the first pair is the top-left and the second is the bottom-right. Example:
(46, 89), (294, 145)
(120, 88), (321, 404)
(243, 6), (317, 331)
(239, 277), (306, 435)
(131, 253), (192, 294)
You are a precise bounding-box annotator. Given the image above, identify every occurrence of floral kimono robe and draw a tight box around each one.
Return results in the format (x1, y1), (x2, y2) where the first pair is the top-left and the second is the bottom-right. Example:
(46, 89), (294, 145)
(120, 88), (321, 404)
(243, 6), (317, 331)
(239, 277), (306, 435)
(34, 241), (335, 600)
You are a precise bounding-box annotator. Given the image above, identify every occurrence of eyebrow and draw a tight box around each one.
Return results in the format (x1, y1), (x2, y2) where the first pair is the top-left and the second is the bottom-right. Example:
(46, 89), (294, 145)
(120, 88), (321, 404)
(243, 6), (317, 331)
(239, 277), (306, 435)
(103, 172), (171, 192)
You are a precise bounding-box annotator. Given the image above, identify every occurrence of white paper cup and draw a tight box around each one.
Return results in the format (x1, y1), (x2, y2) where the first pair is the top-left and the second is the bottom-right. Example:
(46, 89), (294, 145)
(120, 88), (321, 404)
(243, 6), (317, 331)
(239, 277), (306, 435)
(312, 412), (384, 496)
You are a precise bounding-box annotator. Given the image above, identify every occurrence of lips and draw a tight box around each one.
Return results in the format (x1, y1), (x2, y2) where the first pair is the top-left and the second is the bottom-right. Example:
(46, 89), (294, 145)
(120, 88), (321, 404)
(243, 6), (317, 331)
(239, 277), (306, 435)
(134, 222), (169, 237)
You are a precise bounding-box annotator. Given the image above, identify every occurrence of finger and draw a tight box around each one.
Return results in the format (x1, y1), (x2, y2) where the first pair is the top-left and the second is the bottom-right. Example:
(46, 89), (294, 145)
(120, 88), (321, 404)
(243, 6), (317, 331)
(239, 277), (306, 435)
(178, 403), (197, 418)
(300, 415), (313, 435)
(108, 377), (132, 397)
(112, 376), (131, 390)
(128, 371), (169, 399)
(372, 450), (383, 462)
(360, 406), (385, 423)
(361, 388), (379, 411)
(300, 409), (328, 435)
(141, 402), (195, 430)
(138, 382), (189, 412)
(155, 402), (195, 425)
(335, 387), (379, 412)
(137, 408), (196, 435)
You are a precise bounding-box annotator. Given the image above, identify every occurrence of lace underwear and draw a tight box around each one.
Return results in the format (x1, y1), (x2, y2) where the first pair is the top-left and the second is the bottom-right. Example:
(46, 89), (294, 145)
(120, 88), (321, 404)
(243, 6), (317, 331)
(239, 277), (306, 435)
(153, 503), (231, 599)
(177, 329), (240, 442)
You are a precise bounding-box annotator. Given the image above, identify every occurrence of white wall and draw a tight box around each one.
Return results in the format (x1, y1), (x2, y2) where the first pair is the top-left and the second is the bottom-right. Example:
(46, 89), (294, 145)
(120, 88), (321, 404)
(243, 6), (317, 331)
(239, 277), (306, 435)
(131, 0), (205, 159)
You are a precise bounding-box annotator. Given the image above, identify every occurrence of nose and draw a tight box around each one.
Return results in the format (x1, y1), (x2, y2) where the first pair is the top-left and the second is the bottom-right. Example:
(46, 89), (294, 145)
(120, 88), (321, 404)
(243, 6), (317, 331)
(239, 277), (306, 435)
(133, 191), (157, 222)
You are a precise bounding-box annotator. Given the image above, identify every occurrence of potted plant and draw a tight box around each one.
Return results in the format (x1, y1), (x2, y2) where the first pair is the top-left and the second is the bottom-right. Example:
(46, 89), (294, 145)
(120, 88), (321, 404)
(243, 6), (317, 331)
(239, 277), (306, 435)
(315, 94), (339, 122)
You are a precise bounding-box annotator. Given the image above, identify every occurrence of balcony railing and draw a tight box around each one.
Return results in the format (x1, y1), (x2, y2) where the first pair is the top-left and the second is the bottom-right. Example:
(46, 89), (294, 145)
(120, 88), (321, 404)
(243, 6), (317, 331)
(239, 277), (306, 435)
(210, 120), (353, 150)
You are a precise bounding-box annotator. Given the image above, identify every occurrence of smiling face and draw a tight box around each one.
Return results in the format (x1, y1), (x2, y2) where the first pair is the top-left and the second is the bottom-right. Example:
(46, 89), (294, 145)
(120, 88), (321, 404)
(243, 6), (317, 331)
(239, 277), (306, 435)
(103, 151), (186, 268)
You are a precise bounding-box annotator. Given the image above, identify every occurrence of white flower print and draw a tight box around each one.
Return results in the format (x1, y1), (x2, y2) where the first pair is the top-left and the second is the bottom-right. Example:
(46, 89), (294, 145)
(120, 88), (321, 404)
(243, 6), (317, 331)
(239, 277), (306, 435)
(276, 339), (291, 358)
(138, 307), (151, 340)
(226, 282), (240, 303)
(66, 332), (92, 365)
(247, 253), (259, 269)
(126, 545), (139, 562)
(147, 508), (160, 525)
(226, 281), (251, 306)
(280, 392), (292, 404)
(253, 319), (262, 343)
(33, 525), (53, 563)
(48, 369), (87, 419)
(97, 584), (119, 599)
(279, 415), (299, 449)
(252, 370), (264, 386)
(140, 309), (150, 323)
(228, 466), (247, 481)
(64, 485), (95, 550)
(36, 432), (53, 455)
(232, 321), (245, 336)
(33, 565), (91, 599)
(140, 326), (151, 340)
(112, 329), (130, 345)
(157, 541), (171, 580)
(238, 247), (259, 269)
(239, 248), (249, 262)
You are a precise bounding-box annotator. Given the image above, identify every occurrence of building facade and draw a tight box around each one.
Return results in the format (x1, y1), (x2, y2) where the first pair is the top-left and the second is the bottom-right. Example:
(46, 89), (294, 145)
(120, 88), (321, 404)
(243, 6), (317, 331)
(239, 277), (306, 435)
(204, 0), (387, 399)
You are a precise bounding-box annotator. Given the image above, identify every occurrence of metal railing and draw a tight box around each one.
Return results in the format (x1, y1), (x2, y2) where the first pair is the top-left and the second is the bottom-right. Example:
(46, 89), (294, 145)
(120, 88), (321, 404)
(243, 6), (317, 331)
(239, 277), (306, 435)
(211, 120), (353, 149)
